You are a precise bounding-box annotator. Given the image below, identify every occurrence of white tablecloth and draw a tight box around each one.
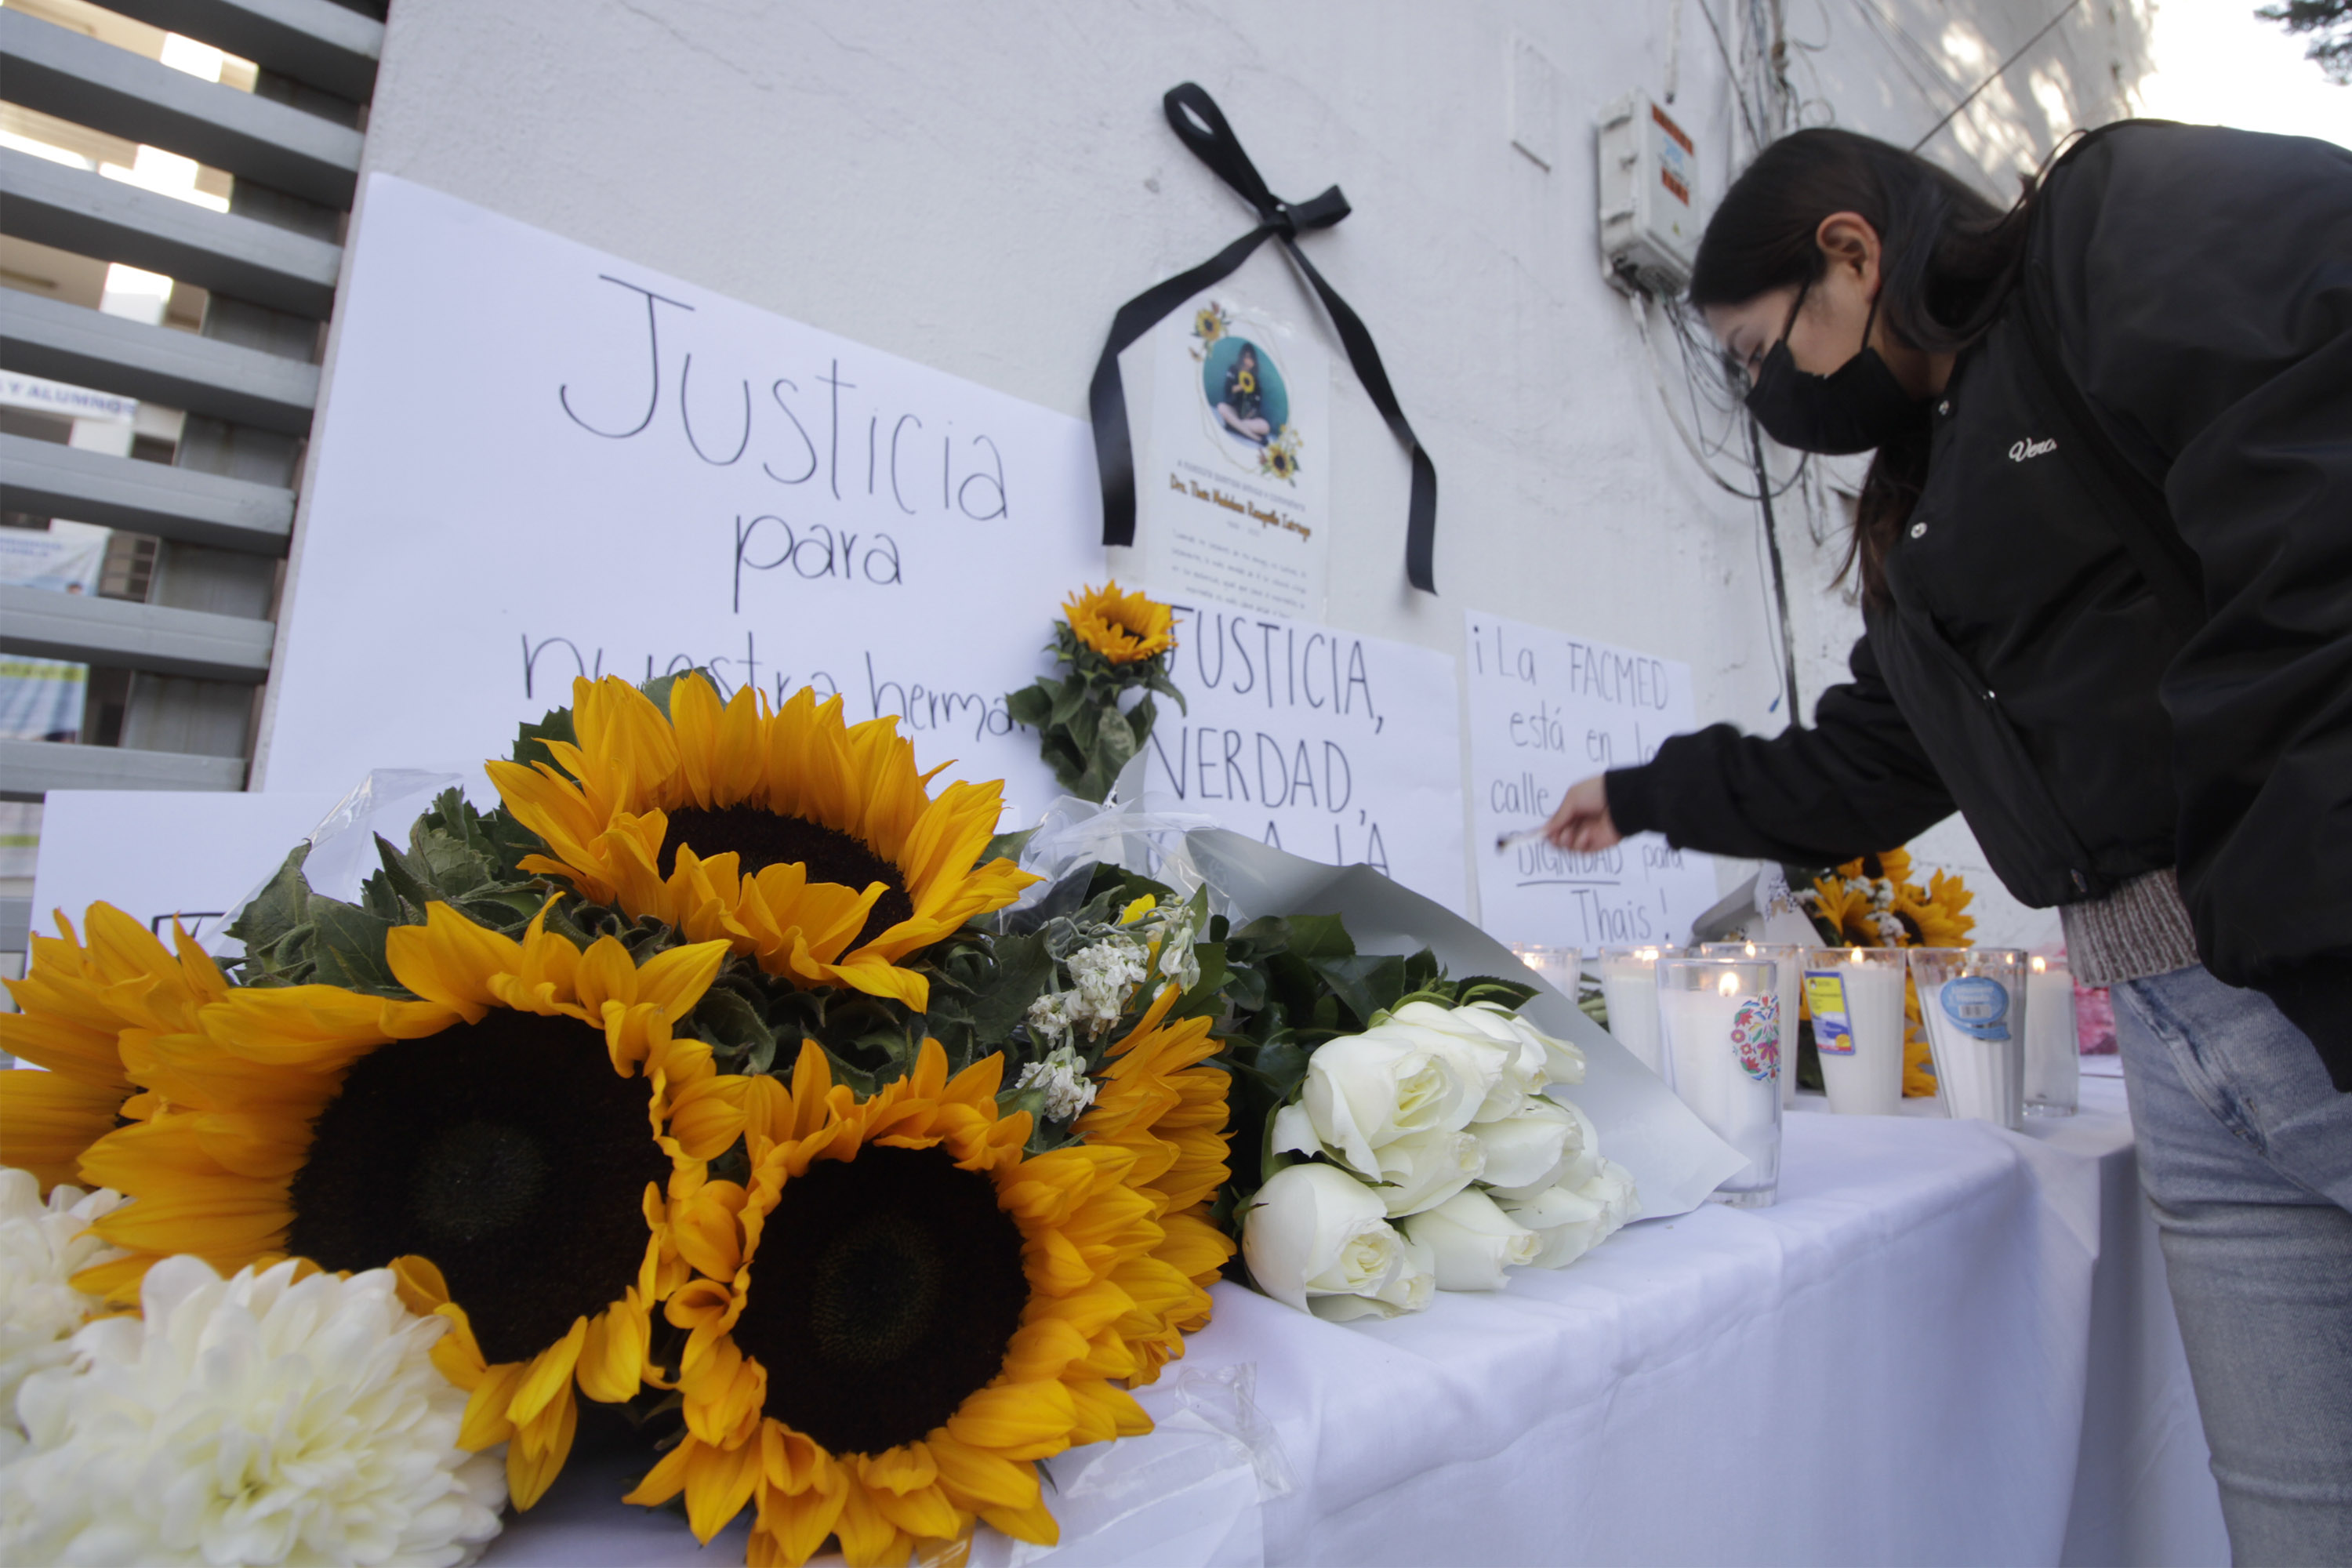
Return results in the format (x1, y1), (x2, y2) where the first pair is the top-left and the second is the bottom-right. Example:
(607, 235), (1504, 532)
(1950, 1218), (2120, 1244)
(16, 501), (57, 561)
(487, 1075), (2229, 1568)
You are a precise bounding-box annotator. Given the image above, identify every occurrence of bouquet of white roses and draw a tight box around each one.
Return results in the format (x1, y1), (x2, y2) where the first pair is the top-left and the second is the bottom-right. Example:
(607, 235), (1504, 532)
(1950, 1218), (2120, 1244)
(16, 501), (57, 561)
(1240, 1000), (1638, 1320)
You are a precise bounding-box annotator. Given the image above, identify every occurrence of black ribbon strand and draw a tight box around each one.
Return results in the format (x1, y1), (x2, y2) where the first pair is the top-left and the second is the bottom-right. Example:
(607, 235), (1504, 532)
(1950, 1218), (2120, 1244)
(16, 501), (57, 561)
(1089, 83), (1438, 593)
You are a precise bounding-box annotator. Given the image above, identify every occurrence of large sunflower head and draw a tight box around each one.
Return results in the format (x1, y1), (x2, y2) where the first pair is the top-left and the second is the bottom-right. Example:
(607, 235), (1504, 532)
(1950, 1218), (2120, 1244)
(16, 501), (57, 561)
(67, 901), (744, 1508)
(1062, 582), (1174, 666)
(1805, 875), (1887, 948)
(1893, 869), (1976, 949)
(1843, 847), (1912, 887)
(487, 676), (1033, 1012)
(1072, 985), (1236, 1384)
(631, 992), (1232, 1567)
(0, 903), (223, 1192)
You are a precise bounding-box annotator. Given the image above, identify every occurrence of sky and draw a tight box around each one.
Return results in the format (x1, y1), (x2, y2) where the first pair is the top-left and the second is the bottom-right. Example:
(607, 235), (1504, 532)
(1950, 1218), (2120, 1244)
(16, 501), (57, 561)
(2134, 0), (2350, 149)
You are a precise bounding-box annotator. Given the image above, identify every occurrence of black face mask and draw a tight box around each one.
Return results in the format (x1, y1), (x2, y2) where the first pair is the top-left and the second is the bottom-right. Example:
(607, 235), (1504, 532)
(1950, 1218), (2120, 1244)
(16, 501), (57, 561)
(1742, 282), (1924, 455)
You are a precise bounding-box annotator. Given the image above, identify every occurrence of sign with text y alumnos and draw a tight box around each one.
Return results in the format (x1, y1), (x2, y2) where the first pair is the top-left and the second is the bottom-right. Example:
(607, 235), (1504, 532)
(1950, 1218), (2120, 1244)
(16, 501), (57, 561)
(1465, 610), (1719, 952)
(1138, 594), (1465, 913)
(263, 175), (1101, 819)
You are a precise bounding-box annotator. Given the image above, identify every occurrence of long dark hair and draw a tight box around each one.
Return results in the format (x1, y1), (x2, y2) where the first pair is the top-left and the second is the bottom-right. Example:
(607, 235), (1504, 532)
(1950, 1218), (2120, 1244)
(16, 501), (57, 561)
(1690, 129), (2035, 604)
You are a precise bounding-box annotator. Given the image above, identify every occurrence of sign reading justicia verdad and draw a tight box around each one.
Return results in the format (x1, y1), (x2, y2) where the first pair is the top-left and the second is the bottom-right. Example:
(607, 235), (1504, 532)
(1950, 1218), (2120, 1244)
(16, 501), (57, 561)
(1135, 594), (1466, 913)
(264, 175), (1100, 816)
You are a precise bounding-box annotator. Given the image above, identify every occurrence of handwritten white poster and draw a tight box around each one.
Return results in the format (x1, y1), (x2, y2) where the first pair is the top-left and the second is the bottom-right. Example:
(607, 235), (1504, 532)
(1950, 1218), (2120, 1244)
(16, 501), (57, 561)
(1465, 610), (1719, 951)
(1138, 594), (1465, 913)
(27, 790), (341, 950)
(263, 175), (1103, 821)
(1134, 296), (1330, 619)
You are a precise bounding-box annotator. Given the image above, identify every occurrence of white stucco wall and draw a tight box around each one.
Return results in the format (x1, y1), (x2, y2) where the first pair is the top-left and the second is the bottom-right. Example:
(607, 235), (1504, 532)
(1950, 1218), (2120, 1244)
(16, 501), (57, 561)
(327, 0), (2154, 943)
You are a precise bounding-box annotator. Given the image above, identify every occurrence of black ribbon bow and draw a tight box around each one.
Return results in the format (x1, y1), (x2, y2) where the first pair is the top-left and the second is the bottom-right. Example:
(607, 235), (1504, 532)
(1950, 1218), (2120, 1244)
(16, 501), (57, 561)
(1089, 83), (1438, 593)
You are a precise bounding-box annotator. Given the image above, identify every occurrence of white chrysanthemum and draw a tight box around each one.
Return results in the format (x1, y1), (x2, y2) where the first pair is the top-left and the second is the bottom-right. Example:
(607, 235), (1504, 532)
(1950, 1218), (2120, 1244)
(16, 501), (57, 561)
(0, 1255), (506, 1568)
(1012, 1043), (1100, 1122)
(0, 1169), (128, 1443)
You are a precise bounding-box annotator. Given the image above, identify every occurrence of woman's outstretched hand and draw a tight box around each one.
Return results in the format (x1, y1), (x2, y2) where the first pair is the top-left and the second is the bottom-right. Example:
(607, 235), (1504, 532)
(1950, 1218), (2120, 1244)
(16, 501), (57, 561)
(1544, 775), (1621, 853)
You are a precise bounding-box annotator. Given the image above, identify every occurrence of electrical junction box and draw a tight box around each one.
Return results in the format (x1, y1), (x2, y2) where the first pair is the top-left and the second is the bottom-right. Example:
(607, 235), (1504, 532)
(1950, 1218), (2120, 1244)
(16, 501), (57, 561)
(1598, 93), (1699, 295)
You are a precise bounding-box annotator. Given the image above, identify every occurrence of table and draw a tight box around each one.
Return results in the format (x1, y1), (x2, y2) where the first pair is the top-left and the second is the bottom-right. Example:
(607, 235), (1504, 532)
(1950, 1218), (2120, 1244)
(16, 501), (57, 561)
(486, 1075), (2229, 1567)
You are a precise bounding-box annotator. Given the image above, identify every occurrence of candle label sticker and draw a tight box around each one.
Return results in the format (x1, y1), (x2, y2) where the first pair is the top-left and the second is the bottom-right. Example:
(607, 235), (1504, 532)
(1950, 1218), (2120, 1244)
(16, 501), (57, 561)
(1940, 976), (2013, 1040)
(1733, 993), (1781, 1081)
(1804, 971), (1857, 1055)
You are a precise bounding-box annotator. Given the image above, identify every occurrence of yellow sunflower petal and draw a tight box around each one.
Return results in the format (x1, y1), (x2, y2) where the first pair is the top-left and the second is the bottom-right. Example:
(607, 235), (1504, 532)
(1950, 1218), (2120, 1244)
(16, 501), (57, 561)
(508, 1383), (580, 1510)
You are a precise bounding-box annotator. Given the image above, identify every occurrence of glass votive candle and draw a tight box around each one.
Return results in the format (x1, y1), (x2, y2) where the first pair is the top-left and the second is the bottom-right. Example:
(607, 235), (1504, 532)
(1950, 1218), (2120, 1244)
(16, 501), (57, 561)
(1700, 942), (1805, 1107)
(1597, 945), (1675, 1076)
(1908, 948), (2029, 1129)
(1801, 947), (1910, 1116)
(2024, 955), (2080, 1116)
(1508, 943), (1579, 998)
(1657, 957), (1783, 1207)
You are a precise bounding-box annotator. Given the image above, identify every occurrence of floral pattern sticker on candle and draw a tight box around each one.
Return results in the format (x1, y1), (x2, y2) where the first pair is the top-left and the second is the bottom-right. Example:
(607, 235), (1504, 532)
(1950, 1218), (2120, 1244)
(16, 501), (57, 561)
(1733, 995), (1781, 1080)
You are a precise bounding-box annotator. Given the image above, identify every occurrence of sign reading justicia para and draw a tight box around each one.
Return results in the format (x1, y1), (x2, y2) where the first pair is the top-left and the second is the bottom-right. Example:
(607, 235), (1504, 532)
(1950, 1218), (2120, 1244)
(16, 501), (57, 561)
(265, 175), (1102, 819)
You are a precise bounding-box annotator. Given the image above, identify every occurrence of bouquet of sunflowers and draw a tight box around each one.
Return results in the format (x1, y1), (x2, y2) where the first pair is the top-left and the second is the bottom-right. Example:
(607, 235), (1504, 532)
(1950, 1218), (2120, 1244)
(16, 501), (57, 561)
(0, 659), (1634, 1567)
(1793, 846), (1976, 1096)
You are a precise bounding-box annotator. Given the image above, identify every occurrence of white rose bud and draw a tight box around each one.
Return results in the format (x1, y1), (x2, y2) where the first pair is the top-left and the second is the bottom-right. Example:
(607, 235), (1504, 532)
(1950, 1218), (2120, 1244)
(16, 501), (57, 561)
(1379, 1016), (1519, 1124)
(1312, 1234), (1436, 1322)
(1470, 1098), (1578, 1191)
(1494, 1006), (1585, 1088)
(1392, 1000), (1558, 1105)
(1399, 1188), (1542, 1291)
(1500, 1156), (1642, 1269)
(1301, 1030), (1466, 1174)
(1242, 1163), (1410, 1316)
(1367, 1127), (1486, 1218)
(1481, 1095), (1602, 1201)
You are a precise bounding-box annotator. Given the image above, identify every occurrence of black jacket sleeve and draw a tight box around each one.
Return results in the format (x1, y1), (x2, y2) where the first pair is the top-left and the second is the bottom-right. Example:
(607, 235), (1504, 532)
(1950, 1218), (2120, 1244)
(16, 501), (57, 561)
(2042, 125), (2352, 1069)
(1606, 632), (1955, 866)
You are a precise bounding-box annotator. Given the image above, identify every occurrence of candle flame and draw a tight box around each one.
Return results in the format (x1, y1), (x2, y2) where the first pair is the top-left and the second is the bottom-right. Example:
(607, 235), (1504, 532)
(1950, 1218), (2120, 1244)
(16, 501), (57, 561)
(1743, 942), (1759, 956)
(2031, 955), (2048, 975)
(1717, 970), (1740, 996)
(1849, 947), (1864, 963)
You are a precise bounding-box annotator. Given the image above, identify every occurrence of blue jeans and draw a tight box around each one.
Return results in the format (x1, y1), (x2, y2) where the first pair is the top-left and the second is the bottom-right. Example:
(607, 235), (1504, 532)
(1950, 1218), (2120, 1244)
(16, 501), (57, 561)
(2114, 965), (2352, 1566)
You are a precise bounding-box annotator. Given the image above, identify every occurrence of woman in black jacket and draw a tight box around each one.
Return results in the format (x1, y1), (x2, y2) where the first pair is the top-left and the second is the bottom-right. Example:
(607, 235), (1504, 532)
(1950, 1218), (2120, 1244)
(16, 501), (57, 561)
(1544, 123), (2351, 1560)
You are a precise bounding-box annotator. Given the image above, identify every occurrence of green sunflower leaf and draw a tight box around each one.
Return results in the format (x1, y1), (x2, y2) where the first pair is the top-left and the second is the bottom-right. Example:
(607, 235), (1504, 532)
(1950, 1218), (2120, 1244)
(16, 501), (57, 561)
(224, 844), (314, 967)
(302, 899), (403, 993)
(511, 705), (579, 771)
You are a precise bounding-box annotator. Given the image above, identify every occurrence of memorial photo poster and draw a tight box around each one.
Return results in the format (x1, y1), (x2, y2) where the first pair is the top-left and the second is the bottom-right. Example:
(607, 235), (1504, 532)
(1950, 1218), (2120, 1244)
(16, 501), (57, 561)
(1136, 593), (1465, 913)
(1134, 296), (1330, 619)
(263, 175), (1103, 822)
(1465, 610), (1721, 952)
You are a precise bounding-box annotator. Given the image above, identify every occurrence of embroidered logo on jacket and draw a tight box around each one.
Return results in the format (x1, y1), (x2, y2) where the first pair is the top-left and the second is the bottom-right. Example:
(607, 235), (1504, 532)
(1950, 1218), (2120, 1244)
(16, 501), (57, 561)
(2008, 436), (2058, 462)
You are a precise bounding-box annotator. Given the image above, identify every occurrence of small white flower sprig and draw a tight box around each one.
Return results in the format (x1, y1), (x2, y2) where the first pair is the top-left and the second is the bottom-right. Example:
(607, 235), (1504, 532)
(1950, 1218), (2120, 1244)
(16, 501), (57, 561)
(1240, 1000), (1639, 1322)
(1006, 888), (1210, 1131)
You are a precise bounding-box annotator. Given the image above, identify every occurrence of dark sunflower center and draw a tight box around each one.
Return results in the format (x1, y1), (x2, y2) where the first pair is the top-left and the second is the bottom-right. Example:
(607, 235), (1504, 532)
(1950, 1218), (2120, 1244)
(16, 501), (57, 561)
(729, 1145), (1029, 1456)
(658, 805), (913, 951)
(285, 1011), (668, 1366)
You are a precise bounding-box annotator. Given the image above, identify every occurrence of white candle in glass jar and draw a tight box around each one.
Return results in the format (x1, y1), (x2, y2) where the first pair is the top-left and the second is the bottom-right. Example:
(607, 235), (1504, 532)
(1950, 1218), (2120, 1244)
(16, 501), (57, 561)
(1803, 949), (1908, 1116)
(1598, 946), (1670, 1076)
(1657, 960), (1782, 1206)
(2024, 956), (2080, 1116)
(1911, 949), (2027, 1130)
(1702, 942), (1804, 1105)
